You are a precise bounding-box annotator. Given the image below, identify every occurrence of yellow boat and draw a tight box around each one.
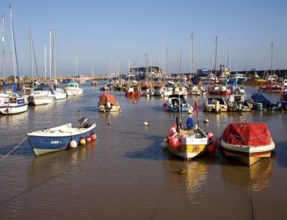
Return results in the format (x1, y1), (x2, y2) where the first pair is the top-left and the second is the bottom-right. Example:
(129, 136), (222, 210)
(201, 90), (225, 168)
(241, 78), (267, 86)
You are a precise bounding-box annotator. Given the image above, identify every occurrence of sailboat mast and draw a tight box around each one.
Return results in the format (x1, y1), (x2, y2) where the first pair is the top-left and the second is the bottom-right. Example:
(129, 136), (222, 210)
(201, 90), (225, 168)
(9, 4), (20, 86)
(1, 16), (5, 80)
(271, 42), (273, 75)
(53, 30), (56, 81)
(44, 44), (47, 81)
(214, 35), (218, 75)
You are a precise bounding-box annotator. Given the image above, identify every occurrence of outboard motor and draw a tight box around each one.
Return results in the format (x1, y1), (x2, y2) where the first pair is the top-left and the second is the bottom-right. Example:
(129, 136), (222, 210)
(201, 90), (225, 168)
(79, 117), (91, 128)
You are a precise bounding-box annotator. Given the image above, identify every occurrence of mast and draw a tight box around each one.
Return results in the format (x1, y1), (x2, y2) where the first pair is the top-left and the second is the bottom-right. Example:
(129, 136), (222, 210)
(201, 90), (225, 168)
(226, 37), (231, 70)
(214, 35), (218, 75)
(271, 42), (273, 75)
(44, 44), (47, 81)
(53, 30), (56, 81)
(1, 16), (5, 80)
(9, 4), (20, 86)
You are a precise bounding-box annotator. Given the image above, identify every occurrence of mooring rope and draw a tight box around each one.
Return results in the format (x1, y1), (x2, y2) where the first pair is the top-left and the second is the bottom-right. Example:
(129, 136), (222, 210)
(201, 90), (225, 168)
(0, 136), (28, 162)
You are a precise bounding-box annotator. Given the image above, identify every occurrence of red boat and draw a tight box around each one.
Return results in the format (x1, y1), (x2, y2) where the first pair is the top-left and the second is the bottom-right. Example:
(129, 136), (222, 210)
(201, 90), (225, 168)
(258, 84), (284, 93)
(220, 122), (275, 166)
(208, 85), (232, 96)
(125, 86), (142, 98)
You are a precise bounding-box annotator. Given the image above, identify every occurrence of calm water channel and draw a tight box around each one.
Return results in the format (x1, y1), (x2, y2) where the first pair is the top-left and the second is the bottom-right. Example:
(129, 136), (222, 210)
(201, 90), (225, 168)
(0, 82), (287, 220)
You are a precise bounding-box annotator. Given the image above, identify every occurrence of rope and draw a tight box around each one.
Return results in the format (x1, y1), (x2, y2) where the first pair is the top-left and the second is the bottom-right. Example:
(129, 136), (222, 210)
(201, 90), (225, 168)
(0, 136), (28, 162)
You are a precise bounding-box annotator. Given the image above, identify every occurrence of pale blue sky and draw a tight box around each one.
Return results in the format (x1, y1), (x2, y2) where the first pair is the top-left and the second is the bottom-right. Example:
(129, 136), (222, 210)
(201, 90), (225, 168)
(1, 0), (287, 77)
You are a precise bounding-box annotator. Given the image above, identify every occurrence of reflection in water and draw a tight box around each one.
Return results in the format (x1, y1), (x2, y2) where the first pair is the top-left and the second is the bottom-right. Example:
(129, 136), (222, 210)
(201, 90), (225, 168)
(27, 141), (97, 185)
(250, 158), (272, 192)
(184, 161), (208, 201)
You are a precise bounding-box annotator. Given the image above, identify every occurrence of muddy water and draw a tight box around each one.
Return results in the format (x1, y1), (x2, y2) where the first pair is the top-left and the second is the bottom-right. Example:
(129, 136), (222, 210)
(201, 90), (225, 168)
(0, 83), (286, 220)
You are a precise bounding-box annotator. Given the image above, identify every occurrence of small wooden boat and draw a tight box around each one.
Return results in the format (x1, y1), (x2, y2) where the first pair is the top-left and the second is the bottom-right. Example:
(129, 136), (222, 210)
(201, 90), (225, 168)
(220, 122), (275, 166)
(98, 94), (121, 112)
(27, 117), (97, 156)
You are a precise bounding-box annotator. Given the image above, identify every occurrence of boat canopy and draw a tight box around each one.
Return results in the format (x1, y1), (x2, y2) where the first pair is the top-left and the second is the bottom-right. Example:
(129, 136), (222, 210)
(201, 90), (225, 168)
(251, 93), (271, 106)
(220, 122), (272, 146)
(98, 94), (117, 106)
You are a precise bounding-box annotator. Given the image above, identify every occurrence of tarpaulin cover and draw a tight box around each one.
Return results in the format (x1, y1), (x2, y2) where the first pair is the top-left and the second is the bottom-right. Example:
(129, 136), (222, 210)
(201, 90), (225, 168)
(98, 94), (117, 106)
(220, 122), (272, 146)
(251, 93), (271, 106)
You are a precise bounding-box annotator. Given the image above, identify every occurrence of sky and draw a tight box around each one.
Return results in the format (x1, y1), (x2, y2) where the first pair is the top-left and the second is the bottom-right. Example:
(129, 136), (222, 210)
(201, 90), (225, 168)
(0, 0), (287, 77)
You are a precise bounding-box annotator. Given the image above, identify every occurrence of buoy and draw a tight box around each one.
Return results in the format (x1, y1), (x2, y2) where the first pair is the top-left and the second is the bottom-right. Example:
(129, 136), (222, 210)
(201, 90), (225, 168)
(108, 122), (111, 125)
(69, 140), (78, 148)
(188, 106), (194, 115)
(144, 121), (149, 126)
(207, 132), (214, 139)
(90, 133), (97, 141)
(207, 140), (218, 153)
(160, 140), (168, 149)
(133, 100), (137, 104)
(165, 106), (171, 112)
(79, 138), (86, 145)
(168, 127), (177, 136)
(163, 103), (167, 107)
(86, 136), (91, 142)
(204, 118), (209, 123)
(169, 137), (181, 148)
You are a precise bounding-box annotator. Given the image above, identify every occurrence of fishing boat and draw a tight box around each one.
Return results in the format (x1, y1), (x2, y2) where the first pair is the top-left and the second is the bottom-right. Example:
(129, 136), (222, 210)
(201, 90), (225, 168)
(0, 92), (28, 114)
(203, 97), (228, 113)
(27, 116), (97, 156)
(220, 122), (275, 166)
(161, 102), (216, 160)
(208, 85), (232, 96)
(28, 84), (55, 105)
(63, 80), (83, 96)
(125, 85), (142, 98)
(226, 94), (252, 112)
(258, 84), (284, 93)
(98, 94), (121, 112)
(163, 94), (192, 113)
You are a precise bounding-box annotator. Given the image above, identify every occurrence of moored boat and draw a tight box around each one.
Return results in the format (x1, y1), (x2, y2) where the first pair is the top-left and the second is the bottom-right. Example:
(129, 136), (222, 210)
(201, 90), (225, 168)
(0, 92), (28, 115)
(28, 84), (55, 105)
(220, 122), (275, 166)
(163, 94), (192, 113)
(63, 80), (83, 96)
(203, 97), (228, 113)
(27, 117), (97, 156)
(161, 102), (216, 160)
(98, 94), (121, 112)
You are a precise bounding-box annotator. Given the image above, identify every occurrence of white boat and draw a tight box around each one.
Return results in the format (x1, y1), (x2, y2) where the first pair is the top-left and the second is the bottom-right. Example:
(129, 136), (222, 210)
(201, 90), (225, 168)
(0, 92), (28, 115)
(220, 122), (275, 166)
(203, 97), (228, 113)
(98, 94), (121, 112)
(63, 80), (83, 96)
(53, 87), (67, 100)
(28, 84), (55, 105)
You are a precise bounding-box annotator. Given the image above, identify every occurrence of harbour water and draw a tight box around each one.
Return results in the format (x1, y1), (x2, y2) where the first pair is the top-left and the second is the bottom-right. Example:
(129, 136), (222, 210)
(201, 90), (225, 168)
(0, 83), (287, 220)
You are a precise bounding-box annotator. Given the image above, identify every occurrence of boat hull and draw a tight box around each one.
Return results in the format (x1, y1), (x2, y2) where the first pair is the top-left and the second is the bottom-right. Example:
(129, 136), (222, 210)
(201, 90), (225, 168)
(0, 102), (28, 114)
(27, 123), (96, 156)
(220, 139), (275, 166)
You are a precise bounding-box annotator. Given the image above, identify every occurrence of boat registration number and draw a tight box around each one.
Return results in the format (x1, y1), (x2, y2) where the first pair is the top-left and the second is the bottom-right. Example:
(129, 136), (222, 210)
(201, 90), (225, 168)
(51, 140), (61, 144)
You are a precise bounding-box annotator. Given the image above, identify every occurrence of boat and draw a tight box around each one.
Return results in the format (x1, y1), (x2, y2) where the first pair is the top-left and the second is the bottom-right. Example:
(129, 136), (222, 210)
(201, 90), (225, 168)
(220, 122), (275, 166)
(0, 92), (28, 114)
(226, 94), (252, 112)
(188, 84), (206, 96)
(161, 102), (216, 160)
(27, 117), (97, 156)
(248, 93), (279, 111)
(163, 94), (192, 113)
(208, 85), (232, 96)
(98, 94), (121, 112)
(28, 84), (55, 105)
(53, 87), (67, 100)
(125, 85), (142, 98)
(63, 80), (83, 96)
(203, 97), (228, 113)
(258, 84), (284, 93)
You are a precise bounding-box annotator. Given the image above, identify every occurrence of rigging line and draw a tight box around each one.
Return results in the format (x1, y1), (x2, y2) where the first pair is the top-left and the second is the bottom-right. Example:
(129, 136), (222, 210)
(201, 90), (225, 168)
(0, 136), (28, 162)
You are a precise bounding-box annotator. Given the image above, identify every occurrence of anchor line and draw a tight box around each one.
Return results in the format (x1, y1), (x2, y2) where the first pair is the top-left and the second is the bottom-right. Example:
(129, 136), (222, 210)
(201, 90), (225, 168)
(0, 136), (28, 162)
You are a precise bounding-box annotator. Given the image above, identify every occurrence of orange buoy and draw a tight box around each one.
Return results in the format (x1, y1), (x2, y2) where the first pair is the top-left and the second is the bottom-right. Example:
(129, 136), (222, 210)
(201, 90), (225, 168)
(169, 137), (181, 148)
(90, 133), (97, 141)
(86, 136), (92, 142)
(207, 140), (218, 153)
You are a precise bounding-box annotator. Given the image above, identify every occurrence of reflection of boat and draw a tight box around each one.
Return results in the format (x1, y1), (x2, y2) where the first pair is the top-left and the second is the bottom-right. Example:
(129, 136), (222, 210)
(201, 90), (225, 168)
(27, 117), (97, 156)
(220, 122), (275, 166)
(98, 94), (121, 112)
(161, 107), (215, 160)
(250, 158), (272, 192)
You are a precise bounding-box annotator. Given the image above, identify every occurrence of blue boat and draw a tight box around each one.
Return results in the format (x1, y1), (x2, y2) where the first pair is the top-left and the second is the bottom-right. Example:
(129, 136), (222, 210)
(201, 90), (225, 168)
(249, 93), (279, 111)
(27, 117), (96, 156)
